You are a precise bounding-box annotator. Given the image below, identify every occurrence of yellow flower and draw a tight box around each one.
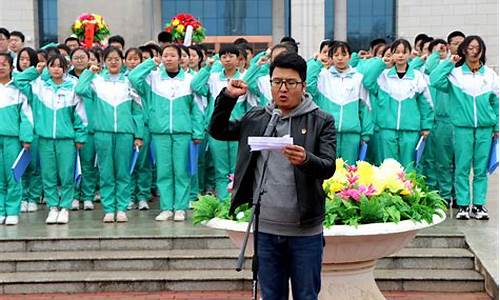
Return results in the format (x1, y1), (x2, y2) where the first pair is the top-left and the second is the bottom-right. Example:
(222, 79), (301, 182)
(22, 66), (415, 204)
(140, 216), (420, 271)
(94, 14), (102, 24)
(74, 20), (82, 30)
(385, 177), (405, 194)
(177, 24), (185, 32)
(172, 19), (180, 26)
(335, 158), (347, 175)
(356, 161), (375, 186)
(400, 188), (411, 196)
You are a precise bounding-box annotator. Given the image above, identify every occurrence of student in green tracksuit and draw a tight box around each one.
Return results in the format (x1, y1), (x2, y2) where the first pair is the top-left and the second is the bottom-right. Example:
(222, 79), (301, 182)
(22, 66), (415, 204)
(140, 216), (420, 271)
(76, 46), (144, 223)
(362, 39), (434, 170)
(191, 45), (246, 201)
(15, 54), (87, 225)
(430, 35), (498, 220)
(124, 47), (152, 211)
(128, 44), (204, 222)
(307, 41), (373, 164)
(68, 47), (98, 212)
(0, 53), (33, 225)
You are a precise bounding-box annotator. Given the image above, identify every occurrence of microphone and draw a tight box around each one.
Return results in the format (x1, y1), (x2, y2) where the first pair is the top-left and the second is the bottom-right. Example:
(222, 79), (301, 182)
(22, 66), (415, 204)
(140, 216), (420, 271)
(263, 109), (282, 137)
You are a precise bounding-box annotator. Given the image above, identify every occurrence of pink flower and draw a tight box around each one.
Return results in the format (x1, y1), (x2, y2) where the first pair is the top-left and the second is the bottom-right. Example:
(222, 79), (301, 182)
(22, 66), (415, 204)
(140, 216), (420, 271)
(339, 188), (361, 202)
(404, 180), (413, 191)
(347, 174), (359, 186)
(358, 184), (377, 197)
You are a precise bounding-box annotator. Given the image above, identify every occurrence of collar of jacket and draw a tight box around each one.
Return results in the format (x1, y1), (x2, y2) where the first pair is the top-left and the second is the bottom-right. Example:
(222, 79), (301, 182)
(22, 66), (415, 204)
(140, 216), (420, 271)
(219, 69), (241, 81)
(388, 64), (415, 80)
(461, 63), (485, 75)
(44, 76), (74, 91)
(328, 66), (355, 78)
(159, 65), (186, 80)
(100, 68), (127, 81)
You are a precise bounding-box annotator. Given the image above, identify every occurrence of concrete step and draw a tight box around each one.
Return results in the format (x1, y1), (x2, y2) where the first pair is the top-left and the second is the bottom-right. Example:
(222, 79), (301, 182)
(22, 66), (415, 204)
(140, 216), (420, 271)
(0, 268), (484, 294)
(0, 270), (252, 294)
(0, 249), (251, 272)
(375, 269), (485, 292)
(408, 233), (467, 248)
(377, 248), (475, 269)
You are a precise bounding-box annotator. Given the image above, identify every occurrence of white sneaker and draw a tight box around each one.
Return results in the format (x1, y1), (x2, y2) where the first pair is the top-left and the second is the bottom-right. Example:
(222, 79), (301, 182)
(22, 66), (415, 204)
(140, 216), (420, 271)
(56, 209), (69, 224)
(27, 202), (38, 212)
(20, 201), (28, 213)
(174, 210), (186, 222)
(83, 201), (94, 210)
(138, 200), (150, 210)
(127, 202), (135, 210)
(46, 208), (59, 224)
(103, 213), (115, 223)
(116, 211), (128, 222)
(94, 192), (101, 201)
(71, 200), (80, 210)
(0, 216), (5, 224)
(5, 216), (18, 225)
(155, 211), (174, 221)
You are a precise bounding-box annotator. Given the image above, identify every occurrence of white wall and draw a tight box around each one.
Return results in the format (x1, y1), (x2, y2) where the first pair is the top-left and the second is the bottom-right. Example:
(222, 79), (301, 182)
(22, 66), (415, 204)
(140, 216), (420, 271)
(0, 0), (37, 48)
(291, 0), (325, 59)
(397, 0), (499, 71)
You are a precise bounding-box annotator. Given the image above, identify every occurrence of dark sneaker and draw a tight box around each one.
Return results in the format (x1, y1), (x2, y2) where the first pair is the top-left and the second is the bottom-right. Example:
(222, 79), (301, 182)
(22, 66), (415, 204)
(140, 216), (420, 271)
(470, 205), (489, 220)
(455, 206), (470, 220)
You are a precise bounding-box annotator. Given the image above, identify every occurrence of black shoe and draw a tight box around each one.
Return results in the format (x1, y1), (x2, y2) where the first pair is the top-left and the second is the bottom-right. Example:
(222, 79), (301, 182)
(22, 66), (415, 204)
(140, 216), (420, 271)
(455, 206), (470, 220)
(470, 205), (489, 220)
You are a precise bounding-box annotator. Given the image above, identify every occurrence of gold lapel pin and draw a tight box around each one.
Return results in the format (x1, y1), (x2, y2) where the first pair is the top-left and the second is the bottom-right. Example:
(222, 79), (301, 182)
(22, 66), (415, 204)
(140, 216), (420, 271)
(301, 128), (307, 134)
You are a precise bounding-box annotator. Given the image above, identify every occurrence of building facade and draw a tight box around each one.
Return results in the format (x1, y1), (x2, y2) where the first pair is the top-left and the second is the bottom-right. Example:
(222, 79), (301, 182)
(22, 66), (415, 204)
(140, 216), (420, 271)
(0, 0), (497, 69)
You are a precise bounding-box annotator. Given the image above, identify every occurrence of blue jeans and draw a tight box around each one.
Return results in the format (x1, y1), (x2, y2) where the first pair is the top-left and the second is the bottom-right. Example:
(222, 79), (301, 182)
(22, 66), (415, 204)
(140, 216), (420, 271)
(257, 232), (324, 300)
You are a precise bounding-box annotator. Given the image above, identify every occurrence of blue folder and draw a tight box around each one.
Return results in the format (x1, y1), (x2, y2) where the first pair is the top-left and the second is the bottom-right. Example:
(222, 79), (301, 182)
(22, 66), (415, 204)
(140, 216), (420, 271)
(11, 149), (32, 183)
(129, 146), (140, 175)
(415, 136), (426, 165)
(74, 151), (82, 186)
(488, 137), (498, 175)
(358, 143), (368, 161)
(149, 142), (156, 167)
(188, 142), (200, 176)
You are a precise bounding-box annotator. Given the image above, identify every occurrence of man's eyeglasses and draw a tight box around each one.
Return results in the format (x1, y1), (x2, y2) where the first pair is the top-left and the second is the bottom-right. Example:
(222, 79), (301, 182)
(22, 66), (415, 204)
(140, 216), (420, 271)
(270, 79), (303, 89)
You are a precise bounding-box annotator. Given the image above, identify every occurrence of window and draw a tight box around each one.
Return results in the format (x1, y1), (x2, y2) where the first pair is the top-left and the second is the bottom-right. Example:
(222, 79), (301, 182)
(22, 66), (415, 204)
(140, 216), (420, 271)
(38, 0), (58, 47)
(324, 0), (334, 39)
(161, 0), (273, 36)
(347, 0), (395, 51)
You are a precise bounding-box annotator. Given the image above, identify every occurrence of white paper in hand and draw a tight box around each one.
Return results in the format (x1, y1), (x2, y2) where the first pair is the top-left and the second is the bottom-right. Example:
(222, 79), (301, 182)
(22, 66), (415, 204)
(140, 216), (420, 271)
(248, 136), (293, 152)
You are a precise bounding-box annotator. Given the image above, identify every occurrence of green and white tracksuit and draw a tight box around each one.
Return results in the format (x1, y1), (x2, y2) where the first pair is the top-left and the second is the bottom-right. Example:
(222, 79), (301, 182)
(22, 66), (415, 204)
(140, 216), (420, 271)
(191, 65), (246, 201)
(15, 67), (87, 210)
(243, 51), (272, 109)
(363, 58), (434, 170)
(307, 59), (374, 165)
(129, 59), (204, 211)
(0, 81), (33, 217)
(76, 69), (143, 214)
(430, 60), (499, 207)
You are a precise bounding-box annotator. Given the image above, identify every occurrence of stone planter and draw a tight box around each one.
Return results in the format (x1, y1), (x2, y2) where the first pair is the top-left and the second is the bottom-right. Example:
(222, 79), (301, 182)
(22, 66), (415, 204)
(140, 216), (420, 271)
(205, 211), (446, 300)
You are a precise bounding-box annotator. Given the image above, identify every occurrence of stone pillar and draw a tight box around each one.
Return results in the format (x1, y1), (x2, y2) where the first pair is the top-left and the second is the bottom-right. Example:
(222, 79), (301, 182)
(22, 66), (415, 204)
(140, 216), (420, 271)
(272, 0), (286, 46)
(0, 0), (38, 48)
(333, 0), (347, 41)
(290, 0), (325, 59)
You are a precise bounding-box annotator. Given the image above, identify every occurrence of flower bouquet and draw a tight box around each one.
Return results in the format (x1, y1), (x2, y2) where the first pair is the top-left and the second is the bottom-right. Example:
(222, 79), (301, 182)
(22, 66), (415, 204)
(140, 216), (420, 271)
(71, 13), (111, 48)
(164, 13), (206, 44)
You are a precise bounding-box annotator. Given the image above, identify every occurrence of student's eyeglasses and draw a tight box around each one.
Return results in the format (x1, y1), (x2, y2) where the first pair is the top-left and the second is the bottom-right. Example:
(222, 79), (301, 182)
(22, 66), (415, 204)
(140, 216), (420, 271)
(72, 56), (88, 61)
(270, 78), (303, 89)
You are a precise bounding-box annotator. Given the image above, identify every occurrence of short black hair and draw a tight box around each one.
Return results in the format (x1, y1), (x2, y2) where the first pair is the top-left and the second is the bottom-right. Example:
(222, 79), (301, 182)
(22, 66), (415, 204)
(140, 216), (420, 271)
(280, 36), (299, 53)
(239, 43), (254, 54)
(103, 46), (124, 61)
(70, 47), (90, 60)
(89, 47), (102, 63)
(419, 36), (434, 51)
(64, 36), (79, 44)
(414, 33), (428, 46)
(237, 46), (248, 60)
(108, 35), (125, 48)
(139, 45), (154, 58)
(219, 44), (240, 56)
(0, 53), (14, 70)
(179, 45), (189, 56)
(369, 38), (386, 50)
(233, 37), (249, 45)
(10, 31), (25, 42)
(16, 47), (38, 71)
(270, 43), (296, 58)
(57, 44), (71, 55)
(162, 44), (182, 58)
(328, 41), (351, 57)
(157, 31), (172, 43)
(457, 35), (487, 66)
(319, 39), (332, 52)
(0, 28), (10, 39)
(47, 54), (69, 72)
(428, 39), (447, 53)
(45, 46), (60, 58)
(188, 45), (204, 69)
(391, 39), (412, 53)
(447, 31), (466, 43)
(146, 43), (162, 56)
(124, 47), (143, 62)
(270, 52), (307, 83)
(36, 49), (48, 61)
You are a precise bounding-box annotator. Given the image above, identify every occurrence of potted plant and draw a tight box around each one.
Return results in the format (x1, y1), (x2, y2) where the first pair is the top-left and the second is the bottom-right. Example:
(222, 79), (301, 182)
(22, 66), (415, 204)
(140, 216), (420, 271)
(193, 158), (447, 300)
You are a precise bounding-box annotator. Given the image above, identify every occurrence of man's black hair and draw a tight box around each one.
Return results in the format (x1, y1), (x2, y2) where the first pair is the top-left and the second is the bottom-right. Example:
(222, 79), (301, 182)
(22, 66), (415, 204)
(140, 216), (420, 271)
(233, 37), (249, 45)
(64, 36), (79, 44)
(0, 28), (10, 39)
(239, 43), (254, 54)
(369, 38), (386, 50)
(219, 44), (240, 56)
(108, 35), (125, 48)
(270, 52), (307, 82)
(10, 31), (25, 43)
(280, 36), (299, 53)
(428, 39), (447, 53)
(157, 31), (172, 43)
(447, 31), (466, 43)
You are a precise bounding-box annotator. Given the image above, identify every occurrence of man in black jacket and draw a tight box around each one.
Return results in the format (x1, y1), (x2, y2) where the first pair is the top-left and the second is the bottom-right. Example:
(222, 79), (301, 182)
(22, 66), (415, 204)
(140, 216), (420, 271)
(209, 52), (336, 300)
